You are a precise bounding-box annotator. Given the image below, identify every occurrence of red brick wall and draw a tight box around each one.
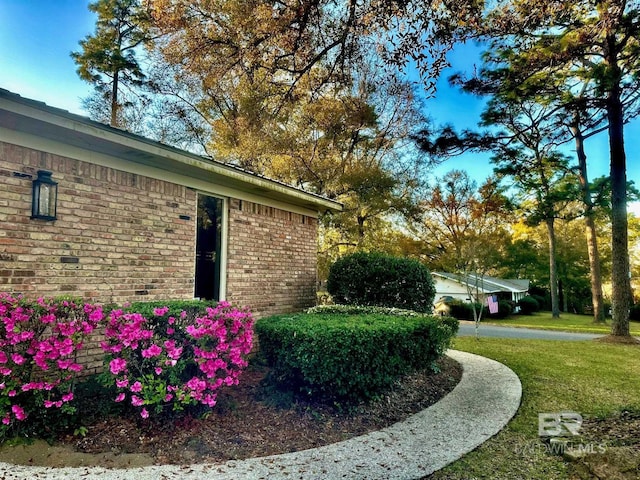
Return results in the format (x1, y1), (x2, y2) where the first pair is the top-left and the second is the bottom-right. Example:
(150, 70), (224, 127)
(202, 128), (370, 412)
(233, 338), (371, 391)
(226, 199), (318, 317)
(1, 141), (320, 317)
(0, 141), (196, 303)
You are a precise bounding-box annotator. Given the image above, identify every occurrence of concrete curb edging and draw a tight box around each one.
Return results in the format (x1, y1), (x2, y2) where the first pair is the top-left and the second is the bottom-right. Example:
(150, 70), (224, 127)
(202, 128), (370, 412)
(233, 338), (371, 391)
(0, 350), (522, 480)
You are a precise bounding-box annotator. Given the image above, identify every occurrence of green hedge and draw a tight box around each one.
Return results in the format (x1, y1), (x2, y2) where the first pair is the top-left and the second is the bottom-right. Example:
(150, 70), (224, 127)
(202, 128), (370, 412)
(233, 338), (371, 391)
(517, 296), (540, 315)
(447, 300), (482, 320)
(445, 299), (514, 320)
(306, 304), (424, 318)
(256, 313), (458, 403)
(119, 299), (219, 321)
(326, 252), (436, 313)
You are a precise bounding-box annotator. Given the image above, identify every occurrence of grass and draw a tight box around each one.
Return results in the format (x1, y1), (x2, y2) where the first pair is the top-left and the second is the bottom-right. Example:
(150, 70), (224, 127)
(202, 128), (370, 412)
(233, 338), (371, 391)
(482, 311), (640, 335)
(428, 337), (640, 479)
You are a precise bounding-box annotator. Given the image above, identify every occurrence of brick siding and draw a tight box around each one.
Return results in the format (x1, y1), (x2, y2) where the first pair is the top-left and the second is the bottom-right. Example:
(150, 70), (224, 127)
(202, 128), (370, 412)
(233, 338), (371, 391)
(226, 199), (318, 318)
(1, 140), (319, 374)
(1, 141), (319, 316)
(0, 141), (196, 303)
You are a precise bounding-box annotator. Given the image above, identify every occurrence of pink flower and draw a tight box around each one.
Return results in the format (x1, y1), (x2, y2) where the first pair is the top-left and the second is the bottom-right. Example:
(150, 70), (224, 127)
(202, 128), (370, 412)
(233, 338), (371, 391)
(62, 392), (74, 402)
(131, 395), (144, 407)
(153, 307), (169, 316)
(68, 363), (83, 372)
(140, 408), (149, 419)
(163, 340), (182, 360)
(55, 338), (74, 356)
(43, 381), (59, 391)
(2, 416), (10, 425)
(21, 382), (44, 392)
(8, 390), (16, 397)
(142, 344), (162, 359)
(154, 367), (162, 375)
(130, 381), (142, 393)
(166, 327), (175, 335)
(109, 358), (127, 375)
(11, 405), (26, 421)
(185, 325), (201, 337)
(10, 353), (24, 365)
(44, 400), (55, 408)
(164, 394), (173, 402)
(57, 359), (73, 369)
(116, 378), (129, 388)
(115, 393), (126, 402)
(18, 331), (34, 342)
(202, 394), (217, 407)
(41, 313), (56, 324)
(88, 308), (103, 323)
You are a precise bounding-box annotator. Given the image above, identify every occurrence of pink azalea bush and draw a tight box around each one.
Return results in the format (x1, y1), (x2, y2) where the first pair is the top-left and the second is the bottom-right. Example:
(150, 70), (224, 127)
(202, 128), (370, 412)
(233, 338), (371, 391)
(101, 302), (254, 417)
(0, 293), (103, 432)
(0, 294), (254, 437)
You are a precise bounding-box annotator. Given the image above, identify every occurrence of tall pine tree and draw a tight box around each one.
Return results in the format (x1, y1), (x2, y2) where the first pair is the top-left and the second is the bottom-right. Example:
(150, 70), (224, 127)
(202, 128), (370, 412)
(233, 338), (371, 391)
(72, 0), (150, 127)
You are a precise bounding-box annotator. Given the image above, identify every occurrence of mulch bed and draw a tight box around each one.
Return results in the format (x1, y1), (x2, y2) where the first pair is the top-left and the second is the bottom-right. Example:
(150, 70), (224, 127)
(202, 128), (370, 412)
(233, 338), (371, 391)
(56, 356), (462, 466)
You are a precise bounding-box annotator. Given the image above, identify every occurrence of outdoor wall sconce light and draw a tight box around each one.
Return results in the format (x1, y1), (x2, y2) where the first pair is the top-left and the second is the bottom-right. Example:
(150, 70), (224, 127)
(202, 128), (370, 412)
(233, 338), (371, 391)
(31, 170), (58, 220)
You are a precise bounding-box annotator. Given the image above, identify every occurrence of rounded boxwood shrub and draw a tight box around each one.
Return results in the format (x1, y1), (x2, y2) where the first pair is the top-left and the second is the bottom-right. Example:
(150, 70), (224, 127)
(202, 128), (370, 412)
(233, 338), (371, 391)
(326, 252), (436, 313)
(445, 300), (486, 320)
(517, 296), (540, 315)
(256, 313), (458, 403)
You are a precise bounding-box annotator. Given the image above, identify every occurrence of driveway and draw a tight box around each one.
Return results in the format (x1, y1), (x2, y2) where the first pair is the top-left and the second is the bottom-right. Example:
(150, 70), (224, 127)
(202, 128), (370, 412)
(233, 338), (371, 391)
(456, 322), (602, 341)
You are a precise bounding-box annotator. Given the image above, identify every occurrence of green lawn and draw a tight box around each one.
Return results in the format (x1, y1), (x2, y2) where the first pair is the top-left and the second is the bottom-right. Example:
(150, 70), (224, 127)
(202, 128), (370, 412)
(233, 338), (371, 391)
(428, 337), (640, 479)
(483, 311), (640, 335)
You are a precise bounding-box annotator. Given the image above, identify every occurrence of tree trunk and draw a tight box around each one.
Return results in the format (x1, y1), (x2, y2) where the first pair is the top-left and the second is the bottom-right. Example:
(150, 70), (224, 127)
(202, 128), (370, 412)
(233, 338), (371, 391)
(356, 215), (366, 246)
(558, 279), (569, 313)
(572, 120), (606, 323)
(605, 35), (631, 337)
(585, 215), (606, 320)
(546, 217), (561, 318)
(110, 70), (120, 127)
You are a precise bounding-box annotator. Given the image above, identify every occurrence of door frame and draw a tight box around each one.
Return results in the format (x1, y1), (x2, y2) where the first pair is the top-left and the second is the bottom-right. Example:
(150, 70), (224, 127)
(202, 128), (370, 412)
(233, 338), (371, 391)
(194, 192), (228, 301)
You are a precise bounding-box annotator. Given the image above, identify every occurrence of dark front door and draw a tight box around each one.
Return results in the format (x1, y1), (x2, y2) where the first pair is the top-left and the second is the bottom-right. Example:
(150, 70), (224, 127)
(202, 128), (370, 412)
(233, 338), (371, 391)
(195, 195), (223, 300)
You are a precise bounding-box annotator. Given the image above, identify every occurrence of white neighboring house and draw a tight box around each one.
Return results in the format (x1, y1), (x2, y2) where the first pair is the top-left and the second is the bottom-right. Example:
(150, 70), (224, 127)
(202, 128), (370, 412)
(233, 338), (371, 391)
(432, 272), (530, 313)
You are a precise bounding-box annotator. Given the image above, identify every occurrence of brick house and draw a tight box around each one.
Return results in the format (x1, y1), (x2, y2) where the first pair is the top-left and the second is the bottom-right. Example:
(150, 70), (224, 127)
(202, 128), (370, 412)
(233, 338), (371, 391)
(0, 89), (342, 318)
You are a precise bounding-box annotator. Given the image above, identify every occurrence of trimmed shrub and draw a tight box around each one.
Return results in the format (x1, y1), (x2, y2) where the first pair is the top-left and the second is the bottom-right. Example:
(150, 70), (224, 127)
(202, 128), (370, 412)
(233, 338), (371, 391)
(529, 285), (551, 311)
(517, 296), (540, 315)
(121, 299), (219, 321)
(446, 300), (484, 321)
(306, 304), (424, 318)
(630, 303), (640, 322)
(256, 313), (458, 403)
(327, 252), (436, 313)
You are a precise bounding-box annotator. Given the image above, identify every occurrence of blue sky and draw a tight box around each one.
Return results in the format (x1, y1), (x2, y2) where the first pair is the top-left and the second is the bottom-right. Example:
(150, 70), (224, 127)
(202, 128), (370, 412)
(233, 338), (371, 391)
(0, 0), (638, 213)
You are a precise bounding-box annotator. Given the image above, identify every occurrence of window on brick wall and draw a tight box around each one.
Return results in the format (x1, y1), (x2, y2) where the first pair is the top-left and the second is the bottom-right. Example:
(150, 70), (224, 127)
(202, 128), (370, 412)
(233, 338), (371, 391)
(195, 195), (224, 300)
